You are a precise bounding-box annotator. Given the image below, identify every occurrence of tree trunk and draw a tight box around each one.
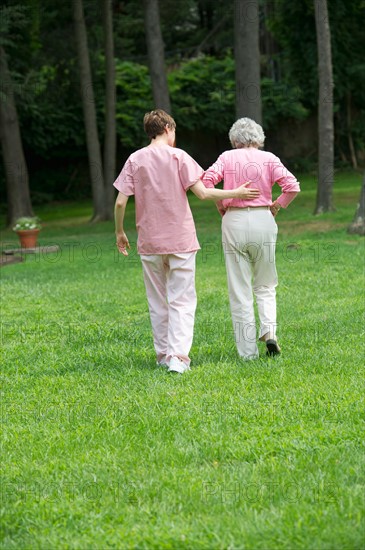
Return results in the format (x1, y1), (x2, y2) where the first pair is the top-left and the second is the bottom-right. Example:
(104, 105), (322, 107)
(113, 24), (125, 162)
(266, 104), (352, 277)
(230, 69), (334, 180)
(314, 0), (334, 214)
(234, 0), (262, 124)
(143, 0), (171, 113)
(103, 0), (116, 220)
(73, 0), (106, 221)
(347, 173), (365, 236)
(0, 46), (34, 226)
(346, 92), (357, 170)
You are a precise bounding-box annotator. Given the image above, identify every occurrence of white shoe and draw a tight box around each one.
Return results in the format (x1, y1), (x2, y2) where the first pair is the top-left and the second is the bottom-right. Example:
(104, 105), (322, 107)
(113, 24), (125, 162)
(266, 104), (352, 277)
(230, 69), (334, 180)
(168, 356), (190, 374)
(156, 361), (169, 368)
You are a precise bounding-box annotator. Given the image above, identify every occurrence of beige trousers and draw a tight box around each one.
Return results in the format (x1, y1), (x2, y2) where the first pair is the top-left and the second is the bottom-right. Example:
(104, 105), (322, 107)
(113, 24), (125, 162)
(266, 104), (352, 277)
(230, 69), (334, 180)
(222, 208), (278, 359)
(140, 252), (197, 366)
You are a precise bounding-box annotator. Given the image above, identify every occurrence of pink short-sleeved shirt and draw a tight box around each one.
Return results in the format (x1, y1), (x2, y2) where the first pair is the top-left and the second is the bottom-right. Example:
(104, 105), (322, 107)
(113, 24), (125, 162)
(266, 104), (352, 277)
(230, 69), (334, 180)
(113, 144), (203, 255)
(202, 148), (300, 209)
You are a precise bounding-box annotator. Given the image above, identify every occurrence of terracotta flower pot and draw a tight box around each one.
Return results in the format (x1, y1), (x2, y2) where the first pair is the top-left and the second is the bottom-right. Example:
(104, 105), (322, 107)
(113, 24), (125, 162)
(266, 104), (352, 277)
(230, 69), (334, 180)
(16, 229), (40, 249)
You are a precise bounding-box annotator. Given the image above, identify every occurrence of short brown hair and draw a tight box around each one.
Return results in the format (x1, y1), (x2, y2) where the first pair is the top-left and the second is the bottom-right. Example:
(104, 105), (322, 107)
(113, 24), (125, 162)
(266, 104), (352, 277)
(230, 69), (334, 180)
(143, 109), (176, 139)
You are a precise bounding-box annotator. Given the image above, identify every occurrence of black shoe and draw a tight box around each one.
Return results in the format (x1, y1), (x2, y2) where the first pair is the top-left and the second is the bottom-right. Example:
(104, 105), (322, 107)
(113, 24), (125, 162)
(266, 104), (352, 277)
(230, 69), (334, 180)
(266, 339), (281, 357)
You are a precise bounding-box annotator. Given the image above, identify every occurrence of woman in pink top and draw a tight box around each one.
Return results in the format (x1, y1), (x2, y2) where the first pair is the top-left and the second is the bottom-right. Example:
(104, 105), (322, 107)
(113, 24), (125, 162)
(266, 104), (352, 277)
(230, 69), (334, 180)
(114, 110), (260, 373)
(202, 117), (300, 360)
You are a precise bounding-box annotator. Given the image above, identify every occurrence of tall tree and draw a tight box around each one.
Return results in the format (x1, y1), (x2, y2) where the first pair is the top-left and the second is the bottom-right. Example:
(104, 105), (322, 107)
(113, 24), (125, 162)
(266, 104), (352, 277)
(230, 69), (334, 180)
(314, 0), (334, 213)
(234, 0), (262, 123)
(103, 0), (116, 219)
(0, 46), (34, 225)
(143, 0), (171, 113)
(73, 0), (106, 221)
(348, 173), (365, 236)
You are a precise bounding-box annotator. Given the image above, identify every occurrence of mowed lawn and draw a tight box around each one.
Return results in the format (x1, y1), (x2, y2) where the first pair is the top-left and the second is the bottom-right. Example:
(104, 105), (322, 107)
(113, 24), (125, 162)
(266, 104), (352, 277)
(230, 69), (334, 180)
(1, 171), (364, 549)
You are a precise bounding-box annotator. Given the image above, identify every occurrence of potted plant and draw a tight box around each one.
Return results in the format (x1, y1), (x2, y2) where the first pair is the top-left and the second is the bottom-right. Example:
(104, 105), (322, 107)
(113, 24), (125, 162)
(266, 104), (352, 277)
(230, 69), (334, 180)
(13, 217), (42, 249)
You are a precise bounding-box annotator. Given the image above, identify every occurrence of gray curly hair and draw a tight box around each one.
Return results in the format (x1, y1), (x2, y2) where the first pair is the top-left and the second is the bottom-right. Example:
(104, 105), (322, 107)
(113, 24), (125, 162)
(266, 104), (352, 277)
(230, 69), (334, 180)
(229, 117), (265, 148)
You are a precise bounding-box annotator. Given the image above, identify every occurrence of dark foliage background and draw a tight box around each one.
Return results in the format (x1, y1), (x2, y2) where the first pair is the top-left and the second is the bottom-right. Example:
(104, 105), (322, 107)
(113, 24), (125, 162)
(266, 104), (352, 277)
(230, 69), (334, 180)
(0, 0), (364, 207)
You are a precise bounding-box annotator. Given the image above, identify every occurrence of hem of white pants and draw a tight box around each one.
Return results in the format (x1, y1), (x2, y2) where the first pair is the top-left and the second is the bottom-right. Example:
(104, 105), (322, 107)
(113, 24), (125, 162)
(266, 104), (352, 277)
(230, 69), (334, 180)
(239, 354), (260, 361)
(259, 331), (277, 340)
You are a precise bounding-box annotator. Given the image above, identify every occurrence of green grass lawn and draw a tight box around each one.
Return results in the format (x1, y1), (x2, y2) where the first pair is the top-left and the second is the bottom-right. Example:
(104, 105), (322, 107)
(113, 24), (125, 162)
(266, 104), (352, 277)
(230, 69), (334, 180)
(1, 170), (364, 549)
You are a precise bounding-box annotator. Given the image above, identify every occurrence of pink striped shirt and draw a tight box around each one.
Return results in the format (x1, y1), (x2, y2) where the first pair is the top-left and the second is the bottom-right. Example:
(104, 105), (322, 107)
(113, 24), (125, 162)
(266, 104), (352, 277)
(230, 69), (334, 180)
(202, 147), (300, 209)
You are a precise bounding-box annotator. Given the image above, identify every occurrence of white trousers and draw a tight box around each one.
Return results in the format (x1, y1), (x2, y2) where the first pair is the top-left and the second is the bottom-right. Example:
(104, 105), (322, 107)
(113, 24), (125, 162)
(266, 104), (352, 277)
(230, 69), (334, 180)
(140, 252), (197, 366)
(222, 208), (278, 359)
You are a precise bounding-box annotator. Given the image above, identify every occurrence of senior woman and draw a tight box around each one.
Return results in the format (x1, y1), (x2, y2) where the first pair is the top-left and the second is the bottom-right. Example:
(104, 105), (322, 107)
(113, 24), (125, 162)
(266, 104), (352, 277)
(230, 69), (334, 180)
(202, 117), (300, 360)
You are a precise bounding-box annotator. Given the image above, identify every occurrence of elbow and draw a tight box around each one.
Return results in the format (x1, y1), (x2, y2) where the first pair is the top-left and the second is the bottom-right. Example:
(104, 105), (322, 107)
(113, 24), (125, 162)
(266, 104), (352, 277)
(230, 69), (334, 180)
(115, 198), (125, 210)
(198, 188), (208, 200)
(191, 178), (211, 200)
(191, 185), (207, 200)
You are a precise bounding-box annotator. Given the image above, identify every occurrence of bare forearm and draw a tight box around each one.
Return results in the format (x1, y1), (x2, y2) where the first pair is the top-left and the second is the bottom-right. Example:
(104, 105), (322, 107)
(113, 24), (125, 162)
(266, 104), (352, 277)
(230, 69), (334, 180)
(190, 179), (259, 201)
(202, 186), (240, 200)
(114, 196), (130, 255)
(189, 179), (223, 200)
(115, 191), (129, 233)
(114, 201), (126, 234)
